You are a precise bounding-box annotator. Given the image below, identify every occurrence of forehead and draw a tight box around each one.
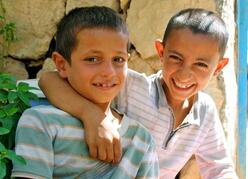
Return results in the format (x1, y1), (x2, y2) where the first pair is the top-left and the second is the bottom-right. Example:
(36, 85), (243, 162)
(70, 28), (129, 58)
(75, 28), (128, 47)
(165, 28), (221, 61)
(167, 27), (217, 43)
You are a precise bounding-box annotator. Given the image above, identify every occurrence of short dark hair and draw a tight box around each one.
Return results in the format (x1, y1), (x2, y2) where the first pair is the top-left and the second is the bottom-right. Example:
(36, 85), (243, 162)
(162, 8), (228, 57)
(55, 6), (129, 62)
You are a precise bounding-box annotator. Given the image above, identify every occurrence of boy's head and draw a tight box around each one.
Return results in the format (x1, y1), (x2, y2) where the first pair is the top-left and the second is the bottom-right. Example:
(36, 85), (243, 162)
(155, 8), (229, 104)
(53, 6), (129, 109)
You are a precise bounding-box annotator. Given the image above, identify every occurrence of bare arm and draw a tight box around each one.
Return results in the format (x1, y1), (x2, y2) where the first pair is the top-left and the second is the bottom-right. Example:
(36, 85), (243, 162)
(38, 71), (121, 163)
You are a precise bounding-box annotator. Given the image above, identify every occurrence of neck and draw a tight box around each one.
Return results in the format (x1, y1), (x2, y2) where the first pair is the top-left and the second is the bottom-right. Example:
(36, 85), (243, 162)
(160, 78), (195, 128)
(96, 102), (122, 124)
(170, 96), (194, 111)
(96, 102), (111, 114)
(160, 78), (194, 110)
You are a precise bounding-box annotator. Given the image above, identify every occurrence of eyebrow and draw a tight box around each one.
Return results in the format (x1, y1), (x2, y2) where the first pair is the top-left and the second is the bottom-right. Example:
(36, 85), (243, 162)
(86, 50), (127, 56)
(167, 49), (184, 58)
(168, 49), (211, 63)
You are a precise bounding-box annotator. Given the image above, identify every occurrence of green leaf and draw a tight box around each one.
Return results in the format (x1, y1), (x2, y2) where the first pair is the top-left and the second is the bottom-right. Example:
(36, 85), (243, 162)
(26, 91), (39, 101)
(0, 73), (15, 80)
(0, 149), (8, 159)
(28, 86), (39, 90)
(0, 143), (6, 151)
(0, 83), (16, 90)
(0, 90), (8, 102)
(0, 109), (6, 118)
(0, 127), (9, 135)
(0, 74), (17, 90)
(1, 103), (19, 117)
(5, 106), (18, 117)
(1, 116), (15, 130)
(6, 150), (26, 165)
(17, 91), (30, 106)
(0, 160), (6, 179)
(8, 91), (18, 103)
(17, 82), (30, 92)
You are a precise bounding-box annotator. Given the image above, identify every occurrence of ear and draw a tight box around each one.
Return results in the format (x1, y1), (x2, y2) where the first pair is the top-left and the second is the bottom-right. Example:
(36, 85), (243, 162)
(52, 52), (69, 78)
(155, 39), (164, 58)
(213, 57), (229, 76)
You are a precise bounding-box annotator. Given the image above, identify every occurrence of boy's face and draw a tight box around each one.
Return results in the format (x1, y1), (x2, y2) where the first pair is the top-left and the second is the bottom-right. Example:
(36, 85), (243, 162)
(155, 28), (228, 105)
(53, 28), (129, 107)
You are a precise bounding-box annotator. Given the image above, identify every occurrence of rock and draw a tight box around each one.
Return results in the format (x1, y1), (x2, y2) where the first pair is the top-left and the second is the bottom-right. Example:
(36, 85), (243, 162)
(0, 57), (28, 80)
(3, 0), (66, 59)
(36, 57), (55, 78)
(128, 50), (155, 75)
(66, 0), (119, 13)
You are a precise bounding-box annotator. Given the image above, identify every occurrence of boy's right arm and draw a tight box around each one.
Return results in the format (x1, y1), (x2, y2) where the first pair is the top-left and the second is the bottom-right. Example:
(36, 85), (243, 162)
(38, 71), (121, 163)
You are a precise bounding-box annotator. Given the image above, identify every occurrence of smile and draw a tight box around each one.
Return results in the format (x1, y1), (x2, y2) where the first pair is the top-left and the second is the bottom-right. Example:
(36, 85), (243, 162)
(173, 79), (195, 89)
(93, 82), (116, 88)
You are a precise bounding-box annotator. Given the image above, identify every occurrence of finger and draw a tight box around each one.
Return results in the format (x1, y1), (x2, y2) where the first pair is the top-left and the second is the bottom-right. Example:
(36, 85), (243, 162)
(98, 144), (107, 161)
(89, 144), (98, 159)
(113, 137), (122, 163)
(106, 143), (114, 163)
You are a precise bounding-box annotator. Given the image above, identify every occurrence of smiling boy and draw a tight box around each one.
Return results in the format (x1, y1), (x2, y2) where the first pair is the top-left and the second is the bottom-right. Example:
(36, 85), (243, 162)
(11, 6), (158, 179)
(39, 8), (237, 178)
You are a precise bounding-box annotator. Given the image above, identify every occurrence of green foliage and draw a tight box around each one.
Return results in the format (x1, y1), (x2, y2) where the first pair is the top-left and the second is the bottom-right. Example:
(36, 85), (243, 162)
(0, 16), (16, 57)
(0, 0), (17, 68)
(0, 73), (38, 178)
(0, 2), (36, 178)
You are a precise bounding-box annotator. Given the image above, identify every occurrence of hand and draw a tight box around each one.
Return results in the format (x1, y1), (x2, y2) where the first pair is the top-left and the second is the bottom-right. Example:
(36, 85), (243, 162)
(84, 116), (122, 163)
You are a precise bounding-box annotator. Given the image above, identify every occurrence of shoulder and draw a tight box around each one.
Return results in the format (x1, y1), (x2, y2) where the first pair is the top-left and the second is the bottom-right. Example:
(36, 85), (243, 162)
(23, 105), (71, 116)
(20, 105), (77, 126)
(195, 92), (217, 110)
(127, 68), (147, 79)
(125, 69), (161, 93)
(127, 69), (161, 81)
(126, 69), (151, 85)
(195, 92), (220, 125)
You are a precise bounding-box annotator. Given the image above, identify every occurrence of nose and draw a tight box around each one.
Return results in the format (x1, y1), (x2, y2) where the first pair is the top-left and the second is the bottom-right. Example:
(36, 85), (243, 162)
(101, 61), (116, 78)
(177, 66), (193, 82)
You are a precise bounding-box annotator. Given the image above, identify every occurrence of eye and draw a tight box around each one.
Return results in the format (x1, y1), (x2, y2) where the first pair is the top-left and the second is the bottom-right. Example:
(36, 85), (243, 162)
(84, 57), (99, 63)
(195, 62), (208, 68)
(169, 55), (182, 62)
(113, 57), (127, 64)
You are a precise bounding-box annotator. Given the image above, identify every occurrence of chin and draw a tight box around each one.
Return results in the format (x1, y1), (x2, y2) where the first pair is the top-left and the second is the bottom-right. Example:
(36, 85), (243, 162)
(92, 97), (115, 104)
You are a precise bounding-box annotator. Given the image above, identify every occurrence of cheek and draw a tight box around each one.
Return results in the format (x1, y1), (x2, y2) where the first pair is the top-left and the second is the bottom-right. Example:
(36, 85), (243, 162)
(117, 64), (127, 75)
(68, 69), (91, 87)
(118, 68), (127, 83)
(195, 71), (213, 89)
(162, 62), (176, 77)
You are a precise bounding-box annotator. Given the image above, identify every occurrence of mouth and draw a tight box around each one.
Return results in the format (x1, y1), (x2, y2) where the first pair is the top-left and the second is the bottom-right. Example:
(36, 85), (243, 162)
(93, 82), (117, 88)
(172, 79), (195, 90)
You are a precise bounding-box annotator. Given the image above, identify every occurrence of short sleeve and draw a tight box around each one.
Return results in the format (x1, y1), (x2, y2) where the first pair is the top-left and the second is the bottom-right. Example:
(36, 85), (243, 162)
(11, 108), (54, 179)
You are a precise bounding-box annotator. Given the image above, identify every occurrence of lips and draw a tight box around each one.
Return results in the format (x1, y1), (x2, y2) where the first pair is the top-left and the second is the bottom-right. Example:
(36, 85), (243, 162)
(173, 79), (195, 89)
(93, 82), (117, 88)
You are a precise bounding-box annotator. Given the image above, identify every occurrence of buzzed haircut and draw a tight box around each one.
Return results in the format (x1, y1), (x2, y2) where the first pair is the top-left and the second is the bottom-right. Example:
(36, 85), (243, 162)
(55, 6), (129, 62)
(162, 8), (228, 57)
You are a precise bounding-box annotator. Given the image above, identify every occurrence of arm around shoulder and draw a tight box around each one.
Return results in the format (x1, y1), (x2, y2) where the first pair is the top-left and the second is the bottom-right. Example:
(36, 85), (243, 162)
(38, 71), (122, 163)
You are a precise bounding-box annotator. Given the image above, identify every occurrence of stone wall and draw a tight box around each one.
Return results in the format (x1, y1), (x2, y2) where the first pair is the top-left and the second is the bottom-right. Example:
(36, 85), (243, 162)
(0, 0), (237, 178)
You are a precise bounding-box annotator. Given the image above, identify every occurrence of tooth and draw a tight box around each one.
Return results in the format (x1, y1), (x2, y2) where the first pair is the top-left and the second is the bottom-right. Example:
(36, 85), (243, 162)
(175, 81), (191, 88)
